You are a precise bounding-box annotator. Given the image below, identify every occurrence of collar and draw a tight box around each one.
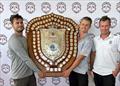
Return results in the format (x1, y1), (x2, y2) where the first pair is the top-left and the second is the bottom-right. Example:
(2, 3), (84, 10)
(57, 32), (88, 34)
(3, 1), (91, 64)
(78, 33), (92, 42)
(97, 33), (114, 40)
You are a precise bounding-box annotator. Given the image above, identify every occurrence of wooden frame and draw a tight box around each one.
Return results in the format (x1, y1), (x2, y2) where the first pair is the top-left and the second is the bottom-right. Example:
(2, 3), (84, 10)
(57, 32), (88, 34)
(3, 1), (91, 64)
(26, 13), (78, 76)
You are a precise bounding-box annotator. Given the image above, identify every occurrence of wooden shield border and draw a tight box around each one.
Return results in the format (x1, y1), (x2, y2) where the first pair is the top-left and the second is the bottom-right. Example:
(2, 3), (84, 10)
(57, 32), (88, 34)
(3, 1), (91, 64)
(26, 13), (79, 76)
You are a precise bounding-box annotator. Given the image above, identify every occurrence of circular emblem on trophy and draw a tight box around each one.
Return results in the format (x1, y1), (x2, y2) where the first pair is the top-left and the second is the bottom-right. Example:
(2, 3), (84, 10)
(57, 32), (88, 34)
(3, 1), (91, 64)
(116, 2), (120, 13)
(102, 2), (111, 13)
(50, 43), (59, 52)
(0, 3), (4, 14)
(111, 17), (117, 29)
(87, 2), (96, 13)
(10, 2), (19, 13)
(26, 13), (78, 76)
(57, 2), (66, 13)
(41, 2), (51, 14)
(72, 2), (81, 13)
(25, 2), (35, 14)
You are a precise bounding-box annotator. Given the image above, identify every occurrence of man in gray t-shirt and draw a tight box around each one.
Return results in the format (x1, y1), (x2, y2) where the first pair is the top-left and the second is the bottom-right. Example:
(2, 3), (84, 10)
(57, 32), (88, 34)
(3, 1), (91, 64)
(8, 14), (45, 86)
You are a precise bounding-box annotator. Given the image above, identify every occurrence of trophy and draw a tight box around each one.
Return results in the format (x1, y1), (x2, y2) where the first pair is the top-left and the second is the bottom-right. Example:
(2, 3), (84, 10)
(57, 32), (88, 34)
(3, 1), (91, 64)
(26, 13), (79, 76)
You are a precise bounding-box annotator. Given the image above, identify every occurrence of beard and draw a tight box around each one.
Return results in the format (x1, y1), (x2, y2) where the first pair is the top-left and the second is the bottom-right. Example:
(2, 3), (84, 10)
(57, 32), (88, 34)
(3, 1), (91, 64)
(101, 31), (110, 36)
(16, 27), (24, 33)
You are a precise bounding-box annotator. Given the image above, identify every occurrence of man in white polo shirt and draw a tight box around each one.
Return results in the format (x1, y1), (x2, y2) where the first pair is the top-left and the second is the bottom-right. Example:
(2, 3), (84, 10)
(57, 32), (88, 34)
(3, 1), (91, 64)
(93, 16), (120, 86)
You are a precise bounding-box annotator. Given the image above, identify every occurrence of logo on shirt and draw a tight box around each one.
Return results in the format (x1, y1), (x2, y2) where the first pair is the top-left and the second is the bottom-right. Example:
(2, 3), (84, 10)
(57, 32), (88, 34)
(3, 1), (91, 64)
(109, 40), (112, 44)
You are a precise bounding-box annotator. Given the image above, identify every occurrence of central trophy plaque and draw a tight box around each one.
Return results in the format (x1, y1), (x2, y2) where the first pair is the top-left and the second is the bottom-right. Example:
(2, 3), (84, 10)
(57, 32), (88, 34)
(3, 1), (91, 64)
(26, 13), (78, 76)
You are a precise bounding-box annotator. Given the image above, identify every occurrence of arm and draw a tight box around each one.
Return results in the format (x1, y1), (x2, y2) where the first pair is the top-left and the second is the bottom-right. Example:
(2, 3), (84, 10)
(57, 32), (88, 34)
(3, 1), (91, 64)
(89, 37), (96, 71)
(112, 36), (120, 77)
(63, 55), (85, 77)
(68, 55), (85, 72)
(89, 51), (96, 71)
(9, 37), (40, 72)
(88, 51), (96, 77)
(112, 63), (120, 77)
(63, 39), (93, 77)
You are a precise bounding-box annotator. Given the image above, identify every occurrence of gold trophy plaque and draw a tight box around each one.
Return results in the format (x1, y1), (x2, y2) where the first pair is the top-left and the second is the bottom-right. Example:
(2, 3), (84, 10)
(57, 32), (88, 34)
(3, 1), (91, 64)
(26, 13), (78, 76)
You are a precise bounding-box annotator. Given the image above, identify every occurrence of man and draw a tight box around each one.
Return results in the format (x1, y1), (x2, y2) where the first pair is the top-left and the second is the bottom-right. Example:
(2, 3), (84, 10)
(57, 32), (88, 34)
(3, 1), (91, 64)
(63, 17), (94, 86)
(92, 16), (120, 86)
(8, 14), (45, 86)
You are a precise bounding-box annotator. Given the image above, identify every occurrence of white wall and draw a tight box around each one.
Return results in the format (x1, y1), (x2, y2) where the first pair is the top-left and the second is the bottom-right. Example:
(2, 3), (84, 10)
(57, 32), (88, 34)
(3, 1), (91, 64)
(0, 0), (120, 86)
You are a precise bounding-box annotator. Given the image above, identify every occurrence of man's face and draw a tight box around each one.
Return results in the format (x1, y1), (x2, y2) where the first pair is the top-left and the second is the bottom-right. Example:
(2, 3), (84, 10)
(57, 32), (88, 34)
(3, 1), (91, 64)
(99, 20), (110, 35)
(79, 19), (91, 33)
(12, 18), (24, 33)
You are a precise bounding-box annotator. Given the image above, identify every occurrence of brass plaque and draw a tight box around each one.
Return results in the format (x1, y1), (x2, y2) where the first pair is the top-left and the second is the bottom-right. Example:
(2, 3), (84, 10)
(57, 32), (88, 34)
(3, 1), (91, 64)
(26, 13), (79, 76)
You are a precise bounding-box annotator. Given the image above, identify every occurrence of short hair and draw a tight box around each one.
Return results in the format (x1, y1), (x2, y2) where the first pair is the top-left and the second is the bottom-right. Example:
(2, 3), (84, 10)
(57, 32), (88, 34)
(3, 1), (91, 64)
(99, 16), (111, 24)
(10, 14), (23, 24)
(80, 17), (92, 25)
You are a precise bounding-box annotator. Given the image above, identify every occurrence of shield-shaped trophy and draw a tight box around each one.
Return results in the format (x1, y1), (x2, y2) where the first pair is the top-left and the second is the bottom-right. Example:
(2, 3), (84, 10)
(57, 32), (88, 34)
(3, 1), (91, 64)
(26, 13), (79, 76)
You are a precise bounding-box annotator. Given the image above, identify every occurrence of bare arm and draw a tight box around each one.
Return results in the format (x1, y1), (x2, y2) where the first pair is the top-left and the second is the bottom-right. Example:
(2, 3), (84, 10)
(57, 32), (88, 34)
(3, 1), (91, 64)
(63, 54), (85, 77)
(68, 55), (85, 72)
(89, 51), (96, 71)
(112, 62), (120, 77)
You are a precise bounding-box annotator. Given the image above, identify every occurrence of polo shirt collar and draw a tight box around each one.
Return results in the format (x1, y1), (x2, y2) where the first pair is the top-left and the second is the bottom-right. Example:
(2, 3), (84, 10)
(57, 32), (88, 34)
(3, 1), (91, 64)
(97, 32), (114, 40)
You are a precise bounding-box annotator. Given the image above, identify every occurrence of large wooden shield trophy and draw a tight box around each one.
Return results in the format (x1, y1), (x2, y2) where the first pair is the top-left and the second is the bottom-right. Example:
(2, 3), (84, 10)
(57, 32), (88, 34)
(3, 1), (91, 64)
(26, 13), (78, 76)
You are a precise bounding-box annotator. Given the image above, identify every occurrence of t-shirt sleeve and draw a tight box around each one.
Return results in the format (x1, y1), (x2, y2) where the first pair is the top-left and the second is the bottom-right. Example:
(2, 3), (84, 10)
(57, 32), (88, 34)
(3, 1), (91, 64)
(80, 39), (93, 57)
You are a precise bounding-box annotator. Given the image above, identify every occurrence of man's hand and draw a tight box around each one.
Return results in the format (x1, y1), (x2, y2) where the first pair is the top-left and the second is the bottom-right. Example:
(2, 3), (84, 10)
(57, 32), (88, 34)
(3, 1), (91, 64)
(112, 68), (120, 77)
(63, 69), (71, 77)
(88, 71), (94, 78)
(112, 63), (120, 77)
(38, 71), (46, 78)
